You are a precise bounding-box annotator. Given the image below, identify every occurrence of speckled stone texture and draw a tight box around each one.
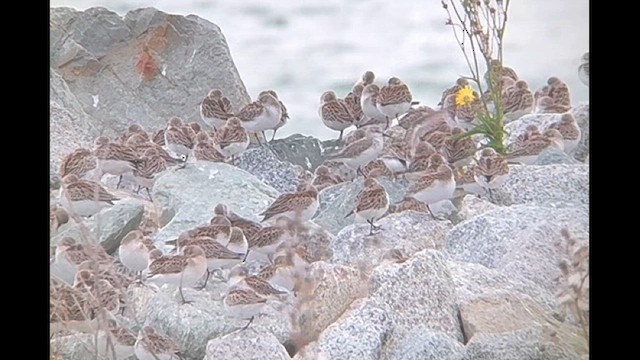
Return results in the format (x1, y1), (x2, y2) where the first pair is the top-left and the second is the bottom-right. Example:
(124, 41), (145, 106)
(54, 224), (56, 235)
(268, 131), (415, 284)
(367, 250), (463, 346)
(204, 329), (291, 360)
(381, 328), (465, 360)
(313, 298), (394, 360)
(330, 211), (452, 271)
(456, 195), (498, 222)
(462, 324), (588, 360)
(490, 164), (589, 206)
(50, 199), (145, 254)
(50, 7), (250, 136)
(235, 145), (300, 194)
(534, 148), (582, 165)
(268, 133), (343, 172)
(125, 282), (294, 360)
(447, 260), (557, 315)
(313, 177), (410, 235)
(295, 261), (365, 341)
(151, 161), (279, 243)
(570, 103), (589, 162)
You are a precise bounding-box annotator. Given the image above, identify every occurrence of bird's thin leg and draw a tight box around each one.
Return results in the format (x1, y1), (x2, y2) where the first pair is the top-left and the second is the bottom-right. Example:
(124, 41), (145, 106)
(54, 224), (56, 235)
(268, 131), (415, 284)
(116, 175), (123, 189)
(367, 219), (375, 236)
(197, 270), (211, 290)
(426, 204), (436, 219)
(339, 130), (344, 141)
(271, 130), (277, 142)
(146, 188), (152, 201)
(243, 249), (250, 262)
(242, 316), (255, 330)
(179, 273), (193, 304)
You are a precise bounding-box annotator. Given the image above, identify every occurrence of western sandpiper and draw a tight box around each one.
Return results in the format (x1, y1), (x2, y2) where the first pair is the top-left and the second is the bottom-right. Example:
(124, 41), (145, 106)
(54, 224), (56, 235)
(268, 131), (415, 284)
(214, 203), (263, 241)
(132, 148), (170, 199)
(376, 77), (413, 128)
(454, 165), (485, 196)
(193, 131), (226, 162)
(503, 80), (534, 122)
(59, 148), (98, 180)
(319, 90), (356, 140)
(360, 84), (387, 127)
(96, 319), (137, 360)
(534, 96), (572, 114)
(50, 205), (70, 237)
(388, 196), (430, 214)
(311, 165), (339, 191)
(152, 128), (166, 147)
(473, 148), (510, 199)
(327, 125), (387, 174)
(246, 217), (295, 262)
(164, 117), (194, 160)
(483, 59), (519, 89)
(578, 52), (589, 87)
(353, 70), (376, 89)
(442, 127), (476, 165)
(119, 229), (155, 282)
(506, 128), (565, 164)
(438, 77), (469, 107)
(398, 106), (438, 130)
(223, 288), (268, 330)
(59, 174), (119, 217)
(345, 177), (390, 235)
(134, 325), (183, 360)
(236, 92), (282, 144)
(344, 84), (365, 125)
(259, 184), (319, 223)
(200, 89), (234, 131)
(406, 154), (456, 217)
(173, 236), (245, 288)
(212, 116), (250, 163)
(256, 255), (297, 292)
(93, 136), (142, 188)
(145, 245), (208, 303)
(228, 266), (288, 298)
(547, 76), (572, 108)
(546, 113), (581, 152)
(259, 90), (289, 141)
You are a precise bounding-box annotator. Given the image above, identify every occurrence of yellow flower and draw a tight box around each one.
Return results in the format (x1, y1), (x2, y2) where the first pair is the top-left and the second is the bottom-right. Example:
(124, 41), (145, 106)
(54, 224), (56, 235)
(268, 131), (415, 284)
(455, 85), (476, 106)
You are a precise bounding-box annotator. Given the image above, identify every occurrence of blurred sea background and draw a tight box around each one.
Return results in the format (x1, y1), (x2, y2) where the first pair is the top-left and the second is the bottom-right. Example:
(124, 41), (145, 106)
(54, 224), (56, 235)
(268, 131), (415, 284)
(50, 0), (589, 140)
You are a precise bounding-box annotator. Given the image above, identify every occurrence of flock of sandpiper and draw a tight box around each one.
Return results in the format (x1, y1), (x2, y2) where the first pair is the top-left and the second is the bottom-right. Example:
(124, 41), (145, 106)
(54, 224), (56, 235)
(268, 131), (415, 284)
(50, 53), (589, 359)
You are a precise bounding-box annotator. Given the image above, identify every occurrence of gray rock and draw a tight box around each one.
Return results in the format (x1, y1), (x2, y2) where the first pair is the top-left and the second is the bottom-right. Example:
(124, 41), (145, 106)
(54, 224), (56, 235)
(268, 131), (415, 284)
(313, 177), (410, 235)
(448, 260), (557, 315)
(204, 329), (291, 360)
(457, 195), (498, 221)
(570, 103), (589, 162)
(295, 262), (365, 341)
(330, 211), (452, 270)
(445, 204), (589, 295)
(126, 282), (293, 360)
(382, 328), (465, 360)
(534, 148), (581, 165)
(463, 324), (588, 360)
(51, 199), (145, 254)
(50, 6), (250, 137)
(504, 113), (560, 145)
(50, 333), (104, 360)
(314, 298), (394, 360)
(236, 146), (299, 194)
(50, 69), (98, 188)
(368, 250), (463, 343)
(491, 164), (589, 206)
(296, 221), (335, 262)
(268, 134), (343, 172)
(151, 161), (279, 243)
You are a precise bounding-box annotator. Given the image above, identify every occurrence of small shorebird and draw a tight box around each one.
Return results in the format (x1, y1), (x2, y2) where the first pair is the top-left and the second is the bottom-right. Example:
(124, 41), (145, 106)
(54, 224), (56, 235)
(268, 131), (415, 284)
(227, 266), (288, 298)
(93, 136), (142, 188)
(246, 217), (294, 263)
(473, 148), (510, 200)
(164, 116), (194, 162)
(506, 128), (565, 165)
(212, 116), (250, 163)
(359, 84), (388, 127)
(406, 154), (456, 218)
(442, 127), (476, 165)
(236, 91), (282, 145)
(534, 96), (572, 114)
(502, 80), (534, 122)
(353, 70), (376, 89)
(319, 90), (355, 140)
(311, 165), (339, 191)
(134, 325), (183, 360)
(578, 52), (589, 87)
(132, 147), (173, 199)
(438, 77), (469, 107)
(193, 131), (226, 162)
(546, 76), (572, 109)
(376, 77), (413, 128)
(256, 255), (297, 292)
(258, 90), (289, 141)
(214, 203), (263, 241)
(327, 125), (387, 175)
(95, 319), (137, 360)
(200, 89), (234, 131)
(118, 229), (156, 282)
(483, 59), (519, 88)
(223, 288), (269, 330)
(345, 177), (390, 236)
(59, 148), (98, 180)
(259, 184), (319, 224)
(144, 245), (208, 304)
(344, 84), (366, 125)
(546, 113), (581, 153)
(59, 174), (119, 217)
(388, 196), (430, 215)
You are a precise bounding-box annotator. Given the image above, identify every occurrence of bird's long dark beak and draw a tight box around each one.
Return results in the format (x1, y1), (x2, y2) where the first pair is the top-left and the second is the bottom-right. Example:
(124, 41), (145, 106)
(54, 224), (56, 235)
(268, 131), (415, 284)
(382, 133), (393, 138)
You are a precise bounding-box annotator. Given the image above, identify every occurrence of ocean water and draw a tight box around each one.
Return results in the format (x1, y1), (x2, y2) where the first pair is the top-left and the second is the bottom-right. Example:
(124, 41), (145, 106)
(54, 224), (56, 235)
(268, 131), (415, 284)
(50, 0), (589, 140)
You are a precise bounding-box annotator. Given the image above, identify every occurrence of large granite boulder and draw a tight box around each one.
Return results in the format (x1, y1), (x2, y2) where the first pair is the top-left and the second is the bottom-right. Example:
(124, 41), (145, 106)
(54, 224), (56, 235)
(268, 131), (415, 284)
(51, 199), (145, 254)
(50, 6), (250, 135)
(236, 146), (300, 194)
(330, 211), (452, 271)
(268, 134), (343, 172)
(381, 328), (465, 360)
(151, 161), (280, 243)
(491, 164), (589, 207)
(204, 329), (291, 360)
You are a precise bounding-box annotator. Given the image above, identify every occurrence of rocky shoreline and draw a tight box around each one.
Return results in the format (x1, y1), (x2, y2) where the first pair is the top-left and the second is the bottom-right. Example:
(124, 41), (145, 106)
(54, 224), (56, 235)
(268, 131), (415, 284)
(50, 6), (589, 360)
